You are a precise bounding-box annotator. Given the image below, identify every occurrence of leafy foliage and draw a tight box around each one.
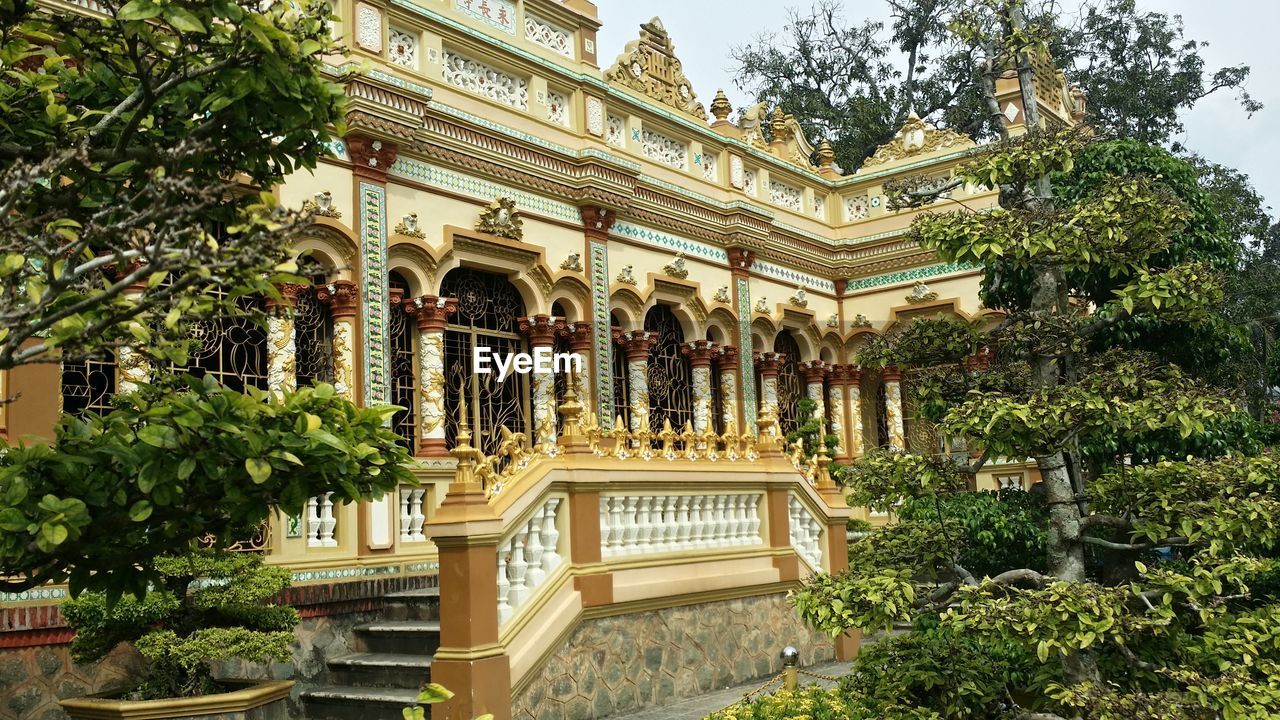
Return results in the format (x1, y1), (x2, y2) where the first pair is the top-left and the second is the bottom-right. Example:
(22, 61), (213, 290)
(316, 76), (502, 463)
(0, 0), (347, 370)
(62, 550), (298, 699)
(0, 378), (413, 597)
(896, 489), (1048, 578)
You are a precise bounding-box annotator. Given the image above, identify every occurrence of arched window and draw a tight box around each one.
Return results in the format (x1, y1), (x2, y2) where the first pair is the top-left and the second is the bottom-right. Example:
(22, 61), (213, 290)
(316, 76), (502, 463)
(610, 311), (630, 428)
(440, 267), (530, 457)
(551, 301), (572, 433)
(61, 354), (116, 417)
(707, 329), (724, 434)
(388, 271), (417, 449)
(177, 292), (268, 393)
(294, 258), (335, 387)
(774, 331), (804, 437)
(644, 305), (692, 433)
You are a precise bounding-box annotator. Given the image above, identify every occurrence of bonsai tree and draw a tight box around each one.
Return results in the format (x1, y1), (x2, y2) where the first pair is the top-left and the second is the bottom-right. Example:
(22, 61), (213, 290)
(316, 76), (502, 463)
(63, 550), (299, 699)
(788, 2), (1280, 717)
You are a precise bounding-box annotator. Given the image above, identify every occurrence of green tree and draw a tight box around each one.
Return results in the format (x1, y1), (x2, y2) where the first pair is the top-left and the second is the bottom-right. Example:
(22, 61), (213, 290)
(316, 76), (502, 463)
(732, 0), (1260, 172)
(0, 0), (346, 369)
(789, 4), (1280, 717)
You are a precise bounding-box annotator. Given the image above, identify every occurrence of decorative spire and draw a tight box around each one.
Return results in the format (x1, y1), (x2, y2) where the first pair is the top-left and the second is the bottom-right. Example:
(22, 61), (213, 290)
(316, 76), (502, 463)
(710, 89), (733, 122)
(817, 140), (836, 174)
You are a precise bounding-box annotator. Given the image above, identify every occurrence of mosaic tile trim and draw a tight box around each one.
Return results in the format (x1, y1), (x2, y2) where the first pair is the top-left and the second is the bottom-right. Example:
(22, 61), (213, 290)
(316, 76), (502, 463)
(753, 261), (836, 293)
(611, 222), (728, 262)
(404, 561), (441, 573)
(389, 158), (580, 222)
(590, 240), (614, 427)
(1, 587), (67, 604)
(291, 563), (403, 584)
(359, 181), (391, 405)
(843, 261), (980, 292)
(366, 68), (435, 98)
(324, 138), (348, 160)
(736, 277), (756, 433)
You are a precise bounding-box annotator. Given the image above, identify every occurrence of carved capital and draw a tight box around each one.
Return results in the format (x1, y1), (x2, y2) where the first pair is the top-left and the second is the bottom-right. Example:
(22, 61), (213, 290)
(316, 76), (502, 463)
(345, 134), (399, 182)
(882, 365), (902, 382)
(404, 295), (458, 332)
(680, 339), (717, 368)
(714, 345), (739, 372)
(580, 206), (617, 240)
(558, 321), (594, 353)
(267, 282), (309, 313)
(830, 364), (861, 386)
(518, 314), (564, 347)
(613, 329), (656, 361)
(754, 351), (784, 378)
(801, 360), (830, 384)
(727, 247), (755, 273)
(315, 280), (360, 319)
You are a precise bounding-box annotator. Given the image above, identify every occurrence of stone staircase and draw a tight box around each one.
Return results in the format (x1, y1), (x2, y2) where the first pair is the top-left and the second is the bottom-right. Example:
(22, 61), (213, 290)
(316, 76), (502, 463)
(302, 587), (441, 720)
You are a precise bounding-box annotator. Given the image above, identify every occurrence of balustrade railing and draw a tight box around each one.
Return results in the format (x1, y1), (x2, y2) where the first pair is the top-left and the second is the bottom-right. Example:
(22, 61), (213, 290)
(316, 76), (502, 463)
(399, 486), (427, 543)
(599, 492), (764, 558)
(497, 493), (567, 626)
(788, 494), (825, 571)
(305, 493), (338, 548)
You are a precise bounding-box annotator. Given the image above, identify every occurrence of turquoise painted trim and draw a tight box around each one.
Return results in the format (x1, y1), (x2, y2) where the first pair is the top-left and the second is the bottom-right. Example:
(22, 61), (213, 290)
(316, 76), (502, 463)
(366, 68), (436, 98)
(736, 278), (756, 433)
(638, 174), (774, 217)
(611, 222), (727, 262)
(388, 157), (581, 222)
(325, 139), (349, 160)
(753, 261), (835, 294)
(844, 262), (981, 292)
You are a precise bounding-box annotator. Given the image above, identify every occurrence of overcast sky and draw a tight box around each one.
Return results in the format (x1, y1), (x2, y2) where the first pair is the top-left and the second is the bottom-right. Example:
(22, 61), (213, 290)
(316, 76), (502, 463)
(596, 0), (1280, 220)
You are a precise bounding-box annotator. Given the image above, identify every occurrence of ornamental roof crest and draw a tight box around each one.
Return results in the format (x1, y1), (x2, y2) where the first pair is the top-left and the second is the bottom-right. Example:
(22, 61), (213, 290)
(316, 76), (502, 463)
(862, 112), (973, 169)
(604, 17), (707, 121)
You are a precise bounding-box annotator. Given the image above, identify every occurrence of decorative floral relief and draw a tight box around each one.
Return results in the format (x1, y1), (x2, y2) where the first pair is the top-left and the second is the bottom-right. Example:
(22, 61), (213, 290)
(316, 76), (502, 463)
(388, 26), (418, 69)
(585, 96), (604, 136)
(455, 0), (515, 34)
(743, 168), (756, 196)
(769, 180), (803, 212)
(442, 48), (528, 110)
(729, 155), (744, 189)
(713, 286), (730, 303)
(524, 13), (573, 58)
(844, 194), (870, 221)
(702, 153), (718, 182)
(355, 2), (381, 52)
(605, 114), (626, 148)
(641, 127), (688, 170)
(547, 90), (569, 127)
(813, 195), (826, 218)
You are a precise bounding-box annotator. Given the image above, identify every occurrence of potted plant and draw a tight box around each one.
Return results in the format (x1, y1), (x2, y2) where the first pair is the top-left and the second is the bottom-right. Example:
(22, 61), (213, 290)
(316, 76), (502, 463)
(58, 550), (298, 719)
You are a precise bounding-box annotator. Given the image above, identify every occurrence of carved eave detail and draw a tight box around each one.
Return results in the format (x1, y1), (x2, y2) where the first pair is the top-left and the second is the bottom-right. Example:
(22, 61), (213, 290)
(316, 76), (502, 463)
(604, 17), (707, 121)
(343, 76), (429, 139)
(861, 113), (973, 170)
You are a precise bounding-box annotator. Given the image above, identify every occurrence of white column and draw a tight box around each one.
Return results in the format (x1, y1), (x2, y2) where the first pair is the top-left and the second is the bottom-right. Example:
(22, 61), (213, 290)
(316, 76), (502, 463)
(884, 366), (905, 451)
(405, 295), (456, 456)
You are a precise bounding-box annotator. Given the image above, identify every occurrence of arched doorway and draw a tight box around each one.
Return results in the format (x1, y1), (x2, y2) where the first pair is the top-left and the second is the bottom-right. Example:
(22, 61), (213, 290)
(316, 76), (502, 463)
(774, 331), (804, 437)
(644, 305), (692, 433)
(440, 267), (530, 457)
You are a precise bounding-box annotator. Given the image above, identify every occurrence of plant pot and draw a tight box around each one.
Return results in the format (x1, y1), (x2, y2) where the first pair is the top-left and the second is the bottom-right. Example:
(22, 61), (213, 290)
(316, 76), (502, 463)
(59, 679), (294, 720)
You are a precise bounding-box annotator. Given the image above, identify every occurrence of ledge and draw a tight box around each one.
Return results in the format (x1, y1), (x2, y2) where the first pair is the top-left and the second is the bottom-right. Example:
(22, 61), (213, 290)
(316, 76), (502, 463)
(59, 680), (294, 720)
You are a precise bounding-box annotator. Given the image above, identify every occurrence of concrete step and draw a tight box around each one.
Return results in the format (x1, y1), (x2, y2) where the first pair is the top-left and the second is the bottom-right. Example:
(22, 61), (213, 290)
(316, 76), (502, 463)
(356, 620), (442, 655)
(383, 587), (441, 621)
(327, 652), (433, 689)
(302, 685), (422, 720)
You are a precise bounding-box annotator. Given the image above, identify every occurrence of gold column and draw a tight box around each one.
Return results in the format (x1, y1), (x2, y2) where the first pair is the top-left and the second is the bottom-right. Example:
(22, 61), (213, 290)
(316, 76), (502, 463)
(316, 280), (359, 402)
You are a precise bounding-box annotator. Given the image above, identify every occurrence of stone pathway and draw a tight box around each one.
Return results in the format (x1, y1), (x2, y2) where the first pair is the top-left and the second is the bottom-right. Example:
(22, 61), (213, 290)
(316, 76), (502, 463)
(608, 660), (849, 720)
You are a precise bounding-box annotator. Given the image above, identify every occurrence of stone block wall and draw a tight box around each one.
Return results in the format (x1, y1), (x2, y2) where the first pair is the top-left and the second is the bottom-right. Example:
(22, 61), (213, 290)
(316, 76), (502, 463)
(512, 592), (836, 720)
(0, 644), (142, 720)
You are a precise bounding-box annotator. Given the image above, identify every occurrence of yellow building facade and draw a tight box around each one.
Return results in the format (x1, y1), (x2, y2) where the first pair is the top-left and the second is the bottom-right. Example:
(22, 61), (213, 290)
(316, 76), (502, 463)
(0, 1), (1093, 718)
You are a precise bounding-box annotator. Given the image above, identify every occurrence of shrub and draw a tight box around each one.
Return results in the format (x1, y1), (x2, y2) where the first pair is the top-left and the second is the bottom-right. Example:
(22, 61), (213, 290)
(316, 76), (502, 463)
(63, 550), (298, 699)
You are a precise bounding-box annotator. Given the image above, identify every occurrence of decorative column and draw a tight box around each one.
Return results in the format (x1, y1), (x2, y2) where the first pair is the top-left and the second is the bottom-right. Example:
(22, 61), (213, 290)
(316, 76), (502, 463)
(559, 321), (594, 421)
(883, 365), (905, 451)
(346, 133), (399, 407)
(615, 330), (655, 433)
(827, 365), (853, 459)
(115, 269), (153, 393)
(518, 314), (565, 452)
(316, 280), (360, 402)
(581, 206), (618, 427)
(754, 351), (784, 430)
(681, 339), (716, 434)
(264, 283), (306, 394)
(728, 247), (757, 432)
(801, 361), (829, 425)
(714, 346), (740, 431)
(844, 367), (865, 457)
(403, 295), (458, 456)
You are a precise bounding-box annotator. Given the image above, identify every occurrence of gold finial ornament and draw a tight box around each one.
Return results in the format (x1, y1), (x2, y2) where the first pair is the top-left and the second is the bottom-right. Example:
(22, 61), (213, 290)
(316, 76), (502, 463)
(710, 89), (733, 122)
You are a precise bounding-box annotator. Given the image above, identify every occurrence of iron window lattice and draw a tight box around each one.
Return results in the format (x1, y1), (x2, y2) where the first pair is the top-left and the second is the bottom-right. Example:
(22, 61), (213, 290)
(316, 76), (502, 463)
(388, 271), (417, 449)
(644, 305), (693, 434)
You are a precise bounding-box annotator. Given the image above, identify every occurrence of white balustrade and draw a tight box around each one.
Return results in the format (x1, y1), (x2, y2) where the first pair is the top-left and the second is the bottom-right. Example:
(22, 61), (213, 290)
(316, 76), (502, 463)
(788, 494), (824, 570)
(306, 493), (338, 548)
(398, 487), (427, 543)
(497, 495), (567, 626)
(599, 493), (764, 558)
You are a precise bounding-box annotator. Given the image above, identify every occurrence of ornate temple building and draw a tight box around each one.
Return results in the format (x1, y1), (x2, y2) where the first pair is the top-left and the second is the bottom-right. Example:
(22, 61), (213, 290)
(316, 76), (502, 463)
(0, 2), (1087, 719)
